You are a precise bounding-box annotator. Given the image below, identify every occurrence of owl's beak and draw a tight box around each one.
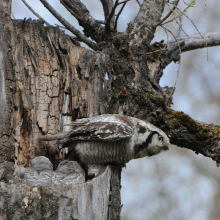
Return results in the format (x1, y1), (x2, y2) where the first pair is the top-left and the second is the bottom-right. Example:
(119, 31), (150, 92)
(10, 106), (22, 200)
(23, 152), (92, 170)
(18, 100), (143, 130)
(162, 142), (170, 151)
(162, 146), (169, 151)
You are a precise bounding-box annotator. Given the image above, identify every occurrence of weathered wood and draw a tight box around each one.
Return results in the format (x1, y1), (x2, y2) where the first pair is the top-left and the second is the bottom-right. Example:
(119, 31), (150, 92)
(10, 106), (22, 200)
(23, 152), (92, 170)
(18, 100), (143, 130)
(0, 16), (114, 167)
(0, 161), (119, 220)
(0, 0), (15, 162)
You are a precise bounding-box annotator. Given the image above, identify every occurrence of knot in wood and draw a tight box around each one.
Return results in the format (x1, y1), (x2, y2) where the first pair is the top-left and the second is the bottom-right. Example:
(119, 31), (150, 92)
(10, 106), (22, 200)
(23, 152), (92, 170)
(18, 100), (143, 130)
(121, 89), (128, 96)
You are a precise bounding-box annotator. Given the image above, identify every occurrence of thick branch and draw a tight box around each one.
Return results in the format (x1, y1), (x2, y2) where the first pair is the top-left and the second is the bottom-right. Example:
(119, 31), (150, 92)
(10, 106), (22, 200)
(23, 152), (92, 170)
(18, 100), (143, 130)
(60, 0), (104, 42)
(106, 0), (119, 32)
(128, 0), (165, 44)
(164, 109), (220, 163)
(168, 31), (220, 54)
(39, 0), (99, 50)
(100, 0), (115, 29)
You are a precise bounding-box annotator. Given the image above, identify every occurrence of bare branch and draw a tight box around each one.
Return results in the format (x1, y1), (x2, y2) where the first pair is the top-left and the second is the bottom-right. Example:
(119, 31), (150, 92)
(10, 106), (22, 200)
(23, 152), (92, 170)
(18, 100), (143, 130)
(115, 0), (129, 30)
(128, 0), (165, 44)
(11, 11), (15, 19)
(168, 31), (220, 54)
(162, 26), (182, 100)
(165, 2), (189, 39)
(175, 14), (182, 38)
(55, 24), (67, 29)
(118, 1), (129, 5)
(106, 0), (119, 32)
(60, 0), (104, 42)
(154, 0), (180, 27)
(136, 0), (141, 7)
(175, 7), (204, 39)
(39, 0), (98, 50)
(21, 0), (50, 26)
(100, 0), (112, 19)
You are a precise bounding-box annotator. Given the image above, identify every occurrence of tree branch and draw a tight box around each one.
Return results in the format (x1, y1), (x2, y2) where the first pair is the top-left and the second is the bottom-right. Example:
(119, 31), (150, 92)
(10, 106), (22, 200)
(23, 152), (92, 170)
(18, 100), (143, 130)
(100, 0), (114, 20)
(60, 0), (104, 43)
(127, 0), (165, 45)
(115, 0), (129, 30)
(135, 0), (141, 7)
(21, 0), (50, 26)
(164, 109), (220, 164)
(39, 0), (99, 50)
(100, 0), (115, 31)
(168, 31), (220, 56)
(154, 0), (180, 27)
(106, 0), (119, 32)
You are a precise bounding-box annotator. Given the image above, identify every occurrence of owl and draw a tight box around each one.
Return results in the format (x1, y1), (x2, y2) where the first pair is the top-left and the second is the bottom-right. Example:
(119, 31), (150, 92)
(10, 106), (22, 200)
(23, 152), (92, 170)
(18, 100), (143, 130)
(62, 114), (170, 177)
(21, 157), (85, 186)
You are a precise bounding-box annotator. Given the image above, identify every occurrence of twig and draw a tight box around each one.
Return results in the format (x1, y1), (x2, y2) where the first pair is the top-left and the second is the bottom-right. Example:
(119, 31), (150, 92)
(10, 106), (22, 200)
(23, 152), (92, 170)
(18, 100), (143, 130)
(55, 24), (67, 29)
(118, 0), (129, 5)
(39, 0), (98, 50)
(167, 4), (189, 38)
(161, 2), (190, 26)
(163, 25), (170, 49)
(11, 11), (15, 19)
(21, 0), (50, 26)
(154, 0), (180, 27)
(161, 26), (182, 100)
(175, 7), (204, 39)
(175, 15), (182, 38)
(183, 0), (190, 6)
(115, 0), (129, 30)
(165, 3), (189, 38)
(136, 0), (141, 7)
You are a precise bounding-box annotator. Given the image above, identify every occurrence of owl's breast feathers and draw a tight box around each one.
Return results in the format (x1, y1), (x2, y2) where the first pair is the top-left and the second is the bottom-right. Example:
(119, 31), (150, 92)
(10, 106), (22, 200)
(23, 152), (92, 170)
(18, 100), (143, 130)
(63, 114), (170, 165)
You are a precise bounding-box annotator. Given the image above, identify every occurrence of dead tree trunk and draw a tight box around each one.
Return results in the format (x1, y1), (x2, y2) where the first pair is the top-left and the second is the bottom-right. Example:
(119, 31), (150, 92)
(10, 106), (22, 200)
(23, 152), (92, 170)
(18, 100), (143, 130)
(1, 0), (220, 219)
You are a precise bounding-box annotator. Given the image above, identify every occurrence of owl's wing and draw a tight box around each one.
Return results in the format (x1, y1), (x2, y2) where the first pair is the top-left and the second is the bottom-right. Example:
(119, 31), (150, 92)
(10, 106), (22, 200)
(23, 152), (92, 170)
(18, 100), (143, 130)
(67, 120), (133, 141)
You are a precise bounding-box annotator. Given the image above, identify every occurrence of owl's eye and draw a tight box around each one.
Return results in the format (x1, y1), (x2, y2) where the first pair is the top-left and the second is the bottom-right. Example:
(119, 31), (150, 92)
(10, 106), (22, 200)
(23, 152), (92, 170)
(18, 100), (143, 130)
(158, 137), (163, 142)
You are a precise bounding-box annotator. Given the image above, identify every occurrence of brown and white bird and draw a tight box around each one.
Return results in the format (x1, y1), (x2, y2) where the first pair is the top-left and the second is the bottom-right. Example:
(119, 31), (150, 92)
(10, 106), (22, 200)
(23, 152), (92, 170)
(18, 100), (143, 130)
(62, 114), (170, 176)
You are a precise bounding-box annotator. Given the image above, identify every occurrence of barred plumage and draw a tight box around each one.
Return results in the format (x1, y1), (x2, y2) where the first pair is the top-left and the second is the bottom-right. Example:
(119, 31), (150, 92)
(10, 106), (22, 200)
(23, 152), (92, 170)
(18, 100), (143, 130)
(65, 114), (170, 176)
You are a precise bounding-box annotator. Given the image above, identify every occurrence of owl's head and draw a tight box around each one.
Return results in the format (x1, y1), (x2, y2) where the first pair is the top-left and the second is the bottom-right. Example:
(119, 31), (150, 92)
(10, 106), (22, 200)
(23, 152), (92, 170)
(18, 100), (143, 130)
(134, 125), (170, 159)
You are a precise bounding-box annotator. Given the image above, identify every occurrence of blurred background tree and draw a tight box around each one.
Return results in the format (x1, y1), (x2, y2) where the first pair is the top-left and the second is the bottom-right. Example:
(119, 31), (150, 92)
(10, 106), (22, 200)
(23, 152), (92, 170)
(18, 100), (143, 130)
(12, 0), (220, 219)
